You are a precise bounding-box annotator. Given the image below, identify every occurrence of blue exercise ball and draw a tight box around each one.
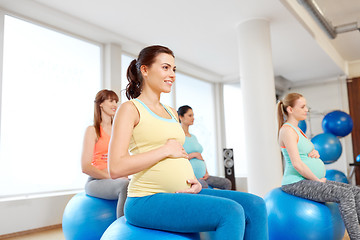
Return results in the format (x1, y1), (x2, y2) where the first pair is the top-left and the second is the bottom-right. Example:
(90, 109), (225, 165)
(189, 158), (207, 179)
(322, 110), (353, 137)
(298, 120), (307, 134)
(63, 192), (117, 240)
(356, 154), (360, 162)
(311, 133), (342, 164)
(326, 169), (349, 184)
(101, 216), (201, 240)
(265, 188), (345, 240)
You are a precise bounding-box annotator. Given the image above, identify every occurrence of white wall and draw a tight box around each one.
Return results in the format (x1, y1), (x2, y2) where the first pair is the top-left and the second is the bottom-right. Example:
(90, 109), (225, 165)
(288, 77), (354, 180)
(0, 192), (76, 235)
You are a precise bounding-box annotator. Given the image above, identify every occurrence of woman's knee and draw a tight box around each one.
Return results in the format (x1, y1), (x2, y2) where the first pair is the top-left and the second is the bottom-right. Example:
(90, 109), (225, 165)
(223, 178), (232, 190)
(222, 199), (245, 221)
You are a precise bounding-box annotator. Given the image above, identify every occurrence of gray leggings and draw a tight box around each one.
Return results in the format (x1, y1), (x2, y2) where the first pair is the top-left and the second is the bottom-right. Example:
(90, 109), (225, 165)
(198, 176), (232, 190)
(282, 180), (360, 240)
(85, 177), (129, 218)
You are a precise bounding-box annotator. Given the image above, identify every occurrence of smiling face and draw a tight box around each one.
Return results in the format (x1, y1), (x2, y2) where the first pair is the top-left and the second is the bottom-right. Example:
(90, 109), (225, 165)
(287, 97), (308, 121)
(100, 98), (118, 117)
(141, 53), (176, 94)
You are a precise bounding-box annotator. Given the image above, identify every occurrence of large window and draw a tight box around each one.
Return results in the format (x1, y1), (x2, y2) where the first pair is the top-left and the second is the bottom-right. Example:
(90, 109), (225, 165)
(0, 15), (101, 196)
(223, 83), (247, 176)
(176, 73), (217, 175)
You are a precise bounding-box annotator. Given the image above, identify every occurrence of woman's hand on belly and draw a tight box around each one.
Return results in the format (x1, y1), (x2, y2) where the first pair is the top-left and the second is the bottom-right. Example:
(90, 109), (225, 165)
(188, 152), (203, 160)
(176, 178), (202, 194)
(164, 139), (189, 159)
(308, 149), (320, 159)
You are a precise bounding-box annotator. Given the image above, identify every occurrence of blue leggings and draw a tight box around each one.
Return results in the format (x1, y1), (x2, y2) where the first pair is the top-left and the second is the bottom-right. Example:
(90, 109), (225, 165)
(124, 189), (268, 240)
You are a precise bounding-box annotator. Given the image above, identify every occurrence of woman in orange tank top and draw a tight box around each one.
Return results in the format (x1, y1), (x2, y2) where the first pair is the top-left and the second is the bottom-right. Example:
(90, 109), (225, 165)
(81, 89), (129, 218)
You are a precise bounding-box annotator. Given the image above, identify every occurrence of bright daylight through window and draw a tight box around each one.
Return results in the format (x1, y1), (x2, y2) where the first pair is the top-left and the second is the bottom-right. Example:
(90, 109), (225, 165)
(0, 15), (101, 196)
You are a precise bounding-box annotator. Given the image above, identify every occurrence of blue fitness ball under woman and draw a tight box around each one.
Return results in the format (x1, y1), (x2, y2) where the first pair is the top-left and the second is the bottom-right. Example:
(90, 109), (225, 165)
(277, 92), (360, 240)
(178, 105), (232, 190)
(108, 45), (268, 240)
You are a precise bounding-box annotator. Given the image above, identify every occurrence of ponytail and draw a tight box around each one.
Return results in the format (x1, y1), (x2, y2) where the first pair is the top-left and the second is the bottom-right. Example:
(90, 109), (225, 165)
(276, 92), (303, 136)
(276, 100), (286, 136)
(126, 59), (142, 100)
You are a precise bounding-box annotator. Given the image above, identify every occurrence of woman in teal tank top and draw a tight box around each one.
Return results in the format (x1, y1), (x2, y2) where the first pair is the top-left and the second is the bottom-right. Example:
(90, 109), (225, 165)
(178, 105), (232, 190)
(108, 45), (268, 239)
(277, 93), (360, 239)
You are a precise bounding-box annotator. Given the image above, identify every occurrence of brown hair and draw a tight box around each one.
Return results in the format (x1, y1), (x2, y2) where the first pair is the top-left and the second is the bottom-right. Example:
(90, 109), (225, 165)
(94, 89), (119, 139)
(177, 105), (192, 123)
(126, 45), (174, 100)
(276, 93), (303, 135)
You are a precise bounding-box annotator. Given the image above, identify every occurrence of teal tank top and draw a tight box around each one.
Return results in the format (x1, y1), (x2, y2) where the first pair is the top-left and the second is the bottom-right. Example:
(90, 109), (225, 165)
(183, 135), (206, 179)
(281, 123), (325, 185)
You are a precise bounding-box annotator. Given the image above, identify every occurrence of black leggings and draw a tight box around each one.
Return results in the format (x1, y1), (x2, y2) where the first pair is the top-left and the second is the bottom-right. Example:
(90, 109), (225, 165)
(282, 180), (360, 240)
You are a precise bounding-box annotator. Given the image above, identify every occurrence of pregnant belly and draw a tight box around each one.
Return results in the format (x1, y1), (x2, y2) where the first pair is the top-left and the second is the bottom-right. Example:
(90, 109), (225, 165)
(129, 158), (195, 196)
(303, 157), (326, 179)
(189, 158), (206, 179)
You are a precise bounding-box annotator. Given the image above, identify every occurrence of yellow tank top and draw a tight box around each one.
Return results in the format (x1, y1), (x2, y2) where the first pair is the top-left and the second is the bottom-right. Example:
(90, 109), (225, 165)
(127, 99), (195, 197)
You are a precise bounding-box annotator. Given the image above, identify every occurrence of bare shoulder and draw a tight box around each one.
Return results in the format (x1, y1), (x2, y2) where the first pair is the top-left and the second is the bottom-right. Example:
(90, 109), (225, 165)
(118, 101), (138, 114)
(85, 125), (96, 135)
(114, 100), (139, 125)
(84, 125), (97, 141)
(279, 125), (298, 142)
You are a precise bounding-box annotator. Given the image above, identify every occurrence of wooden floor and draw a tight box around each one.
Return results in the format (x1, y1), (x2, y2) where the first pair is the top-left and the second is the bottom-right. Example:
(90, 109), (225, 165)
(1, 227), (64, 240)
(0, 227), (350, 240)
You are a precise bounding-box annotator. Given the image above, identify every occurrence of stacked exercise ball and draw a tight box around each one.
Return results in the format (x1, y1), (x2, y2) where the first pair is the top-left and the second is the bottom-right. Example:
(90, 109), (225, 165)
(322, 110), (353, 137)
(325, 169), (349, 184)
(311, 133), (342, 164)
(298, 120), (307, 133)
(311, 110), (352, 165)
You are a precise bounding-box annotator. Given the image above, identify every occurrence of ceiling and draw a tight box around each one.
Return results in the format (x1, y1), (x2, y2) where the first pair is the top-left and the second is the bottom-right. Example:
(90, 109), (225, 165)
(1, 0), (359, 84)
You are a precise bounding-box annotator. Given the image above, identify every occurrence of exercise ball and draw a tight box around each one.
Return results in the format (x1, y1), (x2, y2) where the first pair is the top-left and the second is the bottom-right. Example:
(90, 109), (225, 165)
(265, 188), (345, 240)
(311, 133), (342, 164)
(189, 158), (206, 179)
(63, 192), (117, 240)
(356, 154), (360, 162)
(298, 120), (307, 134)
(322, 110), (353, 137)
(326, 169), (349, 184)
(101, 216), (201, 240)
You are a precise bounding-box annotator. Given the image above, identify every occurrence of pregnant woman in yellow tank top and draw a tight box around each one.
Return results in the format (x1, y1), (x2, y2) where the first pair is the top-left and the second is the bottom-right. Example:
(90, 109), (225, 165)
(108, 45), (268, 240)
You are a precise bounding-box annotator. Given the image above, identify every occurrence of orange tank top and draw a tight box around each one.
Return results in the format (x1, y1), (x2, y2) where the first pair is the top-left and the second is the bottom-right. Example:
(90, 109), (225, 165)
(91, 126), (110, 170)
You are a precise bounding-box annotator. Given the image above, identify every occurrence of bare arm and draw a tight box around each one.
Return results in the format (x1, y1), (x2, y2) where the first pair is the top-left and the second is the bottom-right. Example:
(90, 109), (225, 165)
(108, 102), (188, 179)
(280, 127), (324, 182)
(188, 152), (203, 160)
(81, 126), (110, 179)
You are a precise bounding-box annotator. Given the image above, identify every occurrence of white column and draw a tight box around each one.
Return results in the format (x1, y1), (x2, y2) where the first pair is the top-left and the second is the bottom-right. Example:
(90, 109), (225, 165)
(237, 19), (282, 197)
(104, 43), (122, 97)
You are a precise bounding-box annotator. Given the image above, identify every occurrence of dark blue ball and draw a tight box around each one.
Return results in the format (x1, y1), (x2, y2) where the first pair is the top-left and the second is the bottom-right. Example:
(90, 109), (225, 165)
(325, 169), (349, 183)
(322, 110), (353, 137)
(298, 120), (307, 134)
(311, 133), (342, 164)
